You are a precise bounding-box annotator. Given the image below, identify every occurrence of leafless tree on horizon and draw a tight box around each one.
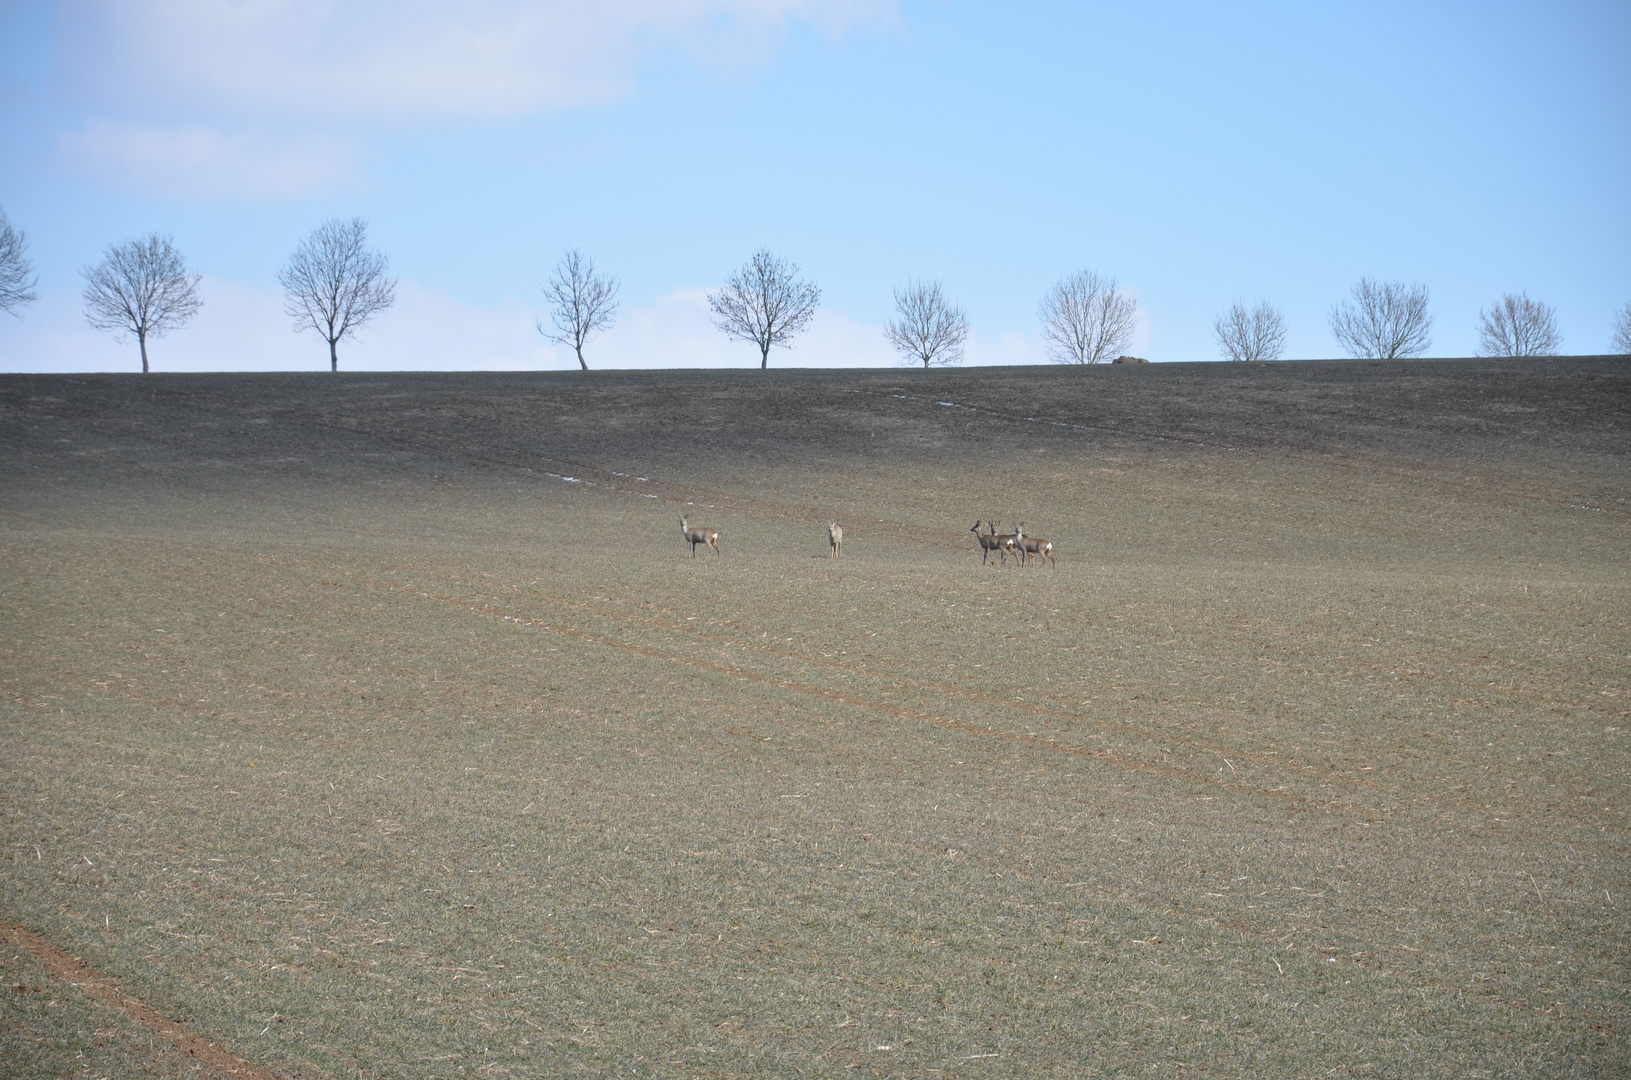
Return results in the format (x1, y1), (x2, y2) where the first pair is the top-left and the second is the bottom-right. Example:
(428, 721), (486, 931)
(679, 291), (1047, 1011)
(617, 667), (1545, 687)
(1477, 291), (1561, 357)
(708, 249), (820, 369)
(885, 278), (969, 368)
(81, 234), (202, 373)
(0, 207), (38, 315)
(539, 248), (618, 371)
(1328, 278), (1433, 360)
(1213, 300), (1287, 362)
(279, 217), (396, 372)
(1611, 301), (1631, 355)
(1039, 270), (1137, 364)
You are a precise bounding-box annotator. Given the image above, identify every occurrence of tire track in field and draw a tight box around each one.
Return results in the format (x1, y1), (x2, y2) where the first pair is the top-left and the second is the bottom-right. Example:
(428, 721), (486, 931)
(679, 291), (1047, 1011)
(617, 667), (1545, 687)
(0, 920), (291, 1080)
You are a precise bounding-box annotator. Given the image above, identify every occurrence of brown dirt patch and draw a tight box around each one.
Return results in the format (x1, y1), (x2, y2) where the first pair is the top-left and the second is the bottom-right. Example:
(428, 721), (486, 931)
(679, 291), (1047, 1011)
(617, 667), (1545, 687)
(0, 920), (286, 1080)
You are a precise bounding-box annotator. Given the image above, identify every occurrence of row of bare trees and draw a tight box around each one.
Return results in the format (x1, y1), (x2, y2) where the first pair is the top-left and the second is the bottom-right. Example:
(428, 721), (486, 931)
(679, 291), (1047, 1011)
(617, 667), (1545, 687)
(0, 213), (396, 372)
(537, 247), (829, 371)
(882, 273), (1596, 367)
(1216, 281), (1607, 361)
(6, 205), (1630, 368)
(560, 254), (1618, 368)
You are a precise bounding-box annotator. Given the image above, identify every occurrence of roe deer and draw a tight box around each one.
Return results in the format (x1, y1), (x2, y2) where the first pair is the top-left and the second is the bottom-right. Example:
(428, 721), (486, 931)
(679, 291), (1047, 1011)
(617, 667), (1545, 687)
(680, 517), (720, 557)
(972, 520), (1002, 564)
(827, 521), (843, 558)
(995, 522), (1024, 565)
(972, 521), (1019, 565)
(1016, 525), (1056, 568)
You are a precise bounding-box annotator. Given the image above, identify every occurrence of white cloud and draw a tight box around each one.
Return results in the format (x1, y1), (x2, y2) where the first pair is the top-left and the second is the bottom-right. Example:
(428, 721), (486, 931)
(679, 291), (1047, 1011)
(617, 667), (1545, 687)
(54, 121), (367, 202)
(48, 2), (895, 199)
(59, 1), (898, 123)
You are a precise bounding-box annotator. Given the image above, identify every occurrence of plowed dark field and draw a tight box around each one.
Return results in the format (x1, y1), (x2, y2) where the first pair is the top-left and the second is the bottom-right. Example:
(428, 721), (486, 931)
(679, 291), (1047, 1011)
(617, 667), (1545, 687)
(2, 358), (1627, 1078)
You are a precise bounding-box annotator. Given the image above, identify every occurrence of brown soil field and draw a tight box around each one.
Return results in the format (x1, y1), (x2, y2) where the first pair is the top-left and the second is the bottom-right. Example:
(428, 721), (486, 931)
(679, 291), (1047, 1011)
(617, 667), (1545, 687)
(2, 358), (1627, 1078)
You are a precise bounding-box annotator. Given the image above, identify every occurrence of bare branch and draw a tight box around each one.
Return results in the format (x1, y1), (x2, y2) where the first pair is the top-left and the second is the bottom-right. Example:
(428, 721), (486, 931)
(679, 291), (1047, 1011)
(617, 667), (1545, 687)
(1611, 301), (1631, 356)
(0, 207), (38, 315)
(1213, 300), (1287, 362)
(279, 217), (396, 372)
(1477, 291), (1561, 357)
(885, 278), (969, 368)
(1328, 278), (1433, 360)
(708, 249), (820, 369)
(1039, 270), (1137, 364)
(539, 248), (618, 371)
(80, 234), (202, 373)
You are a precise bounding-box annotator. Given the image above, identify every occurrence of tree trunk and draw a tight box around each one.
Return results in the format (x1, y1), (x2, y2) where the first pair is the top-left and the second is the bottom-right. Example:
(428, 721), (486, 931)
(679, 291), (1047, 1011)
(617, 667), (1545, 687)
(139, 329), (149, 374)
(576, 344), (588, 371)
(760, 340), (769, 369)
(329, 337), (339, 372)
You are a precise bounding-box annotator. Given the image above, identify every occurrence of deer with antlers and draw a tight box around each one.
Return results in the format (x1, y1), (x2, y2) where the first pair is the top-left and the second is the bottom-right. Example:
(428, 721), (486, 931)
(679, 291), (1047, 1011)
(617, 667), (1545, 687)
(679, 517), (720, 557)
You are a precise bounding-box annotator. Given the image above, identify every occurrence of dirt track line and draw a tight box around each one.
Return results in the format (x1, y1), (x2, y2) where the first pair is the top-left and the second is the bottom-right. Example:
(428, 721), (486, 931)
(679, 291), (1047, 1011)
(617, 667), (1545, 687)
(0, 920), (289, 1080)
(372, 576), (1381, 818)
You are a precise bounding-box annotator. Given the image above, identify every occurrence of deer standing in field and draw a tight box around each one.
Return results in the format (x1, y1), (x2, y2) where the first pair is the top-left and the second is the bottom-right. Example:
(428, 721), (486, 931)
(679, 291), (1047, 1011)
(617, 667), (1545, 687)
(972, 520), (1002, 564)
(1015, 524), (1056, 568)
(680, 516), (720, 557)
(972, 521), (1020, 566)
(827, 521), (843, 558)
(994, 522), (1024, 565)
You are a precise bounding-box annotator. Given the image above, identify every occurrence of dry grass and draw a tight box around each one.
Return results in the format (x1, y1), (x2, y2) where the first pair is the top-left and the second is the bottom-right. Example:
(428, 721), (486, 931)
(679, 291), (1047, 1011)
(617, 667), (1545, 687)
(1, 359), (1627, 1078)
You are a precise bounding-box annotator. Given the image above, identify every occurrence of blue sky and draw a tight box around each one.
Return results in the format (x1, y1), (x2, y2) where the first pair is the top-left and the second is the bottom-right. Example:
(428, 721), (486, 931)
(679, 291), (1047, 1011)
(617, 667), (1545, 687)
(1, 0), (1627, 372)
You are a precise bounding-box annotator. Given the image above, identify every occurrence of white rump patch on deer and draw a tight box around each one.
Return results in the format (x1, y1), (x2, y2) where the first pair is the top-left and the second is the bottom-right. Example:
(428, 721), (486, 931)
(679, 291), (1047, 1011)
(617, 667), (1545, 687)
(680, 516), (720, 557)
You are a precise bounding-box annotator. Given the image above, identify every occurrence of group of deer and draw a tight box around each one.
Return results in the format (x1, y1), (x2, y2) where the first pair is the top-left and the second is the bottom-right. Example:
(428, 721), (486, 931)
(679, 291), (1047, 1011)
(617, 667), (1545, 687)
(681, 517), (845, 558)
(971, 520), (1055, 567)
(685, 516), (1051, 565)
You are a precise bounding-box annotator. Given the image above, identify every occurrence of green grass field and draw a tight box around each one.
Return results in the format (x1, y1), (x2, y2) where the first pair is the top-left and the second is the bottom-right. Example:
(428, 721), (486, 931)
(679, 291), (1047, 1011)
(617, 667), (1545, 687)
(2, 359), (1627, 1078)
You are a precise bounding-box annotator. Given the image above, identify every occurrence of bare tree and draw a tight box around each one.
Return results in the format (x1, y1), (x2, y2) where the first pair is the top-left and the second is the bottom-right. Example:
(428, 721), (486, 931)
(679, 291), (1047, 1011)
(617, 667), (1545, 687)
(885, 278), (969, 368)
(81, 234), (202, 373)
(1477, 291), (1561, 357)
(279, 217), (396, 372)
(1328, 278), (1433, 359)
(0, 207), (38, 315)
(1612, 301), (1631, 355)
(1039, 270), (1137, 364)
(1213, 300), (1287, 362)
(708, 249), (820, 369)
(539, 248), (618, 371)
